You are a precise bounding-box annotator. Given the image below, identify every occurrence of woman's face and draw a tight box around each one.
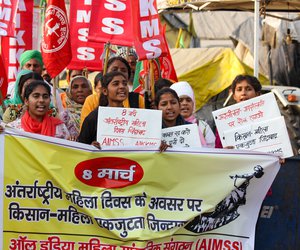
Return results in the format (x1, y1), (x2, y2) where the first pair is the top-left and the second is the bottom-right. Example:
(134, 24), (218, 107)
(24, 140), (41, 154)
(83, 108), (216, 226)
(179, 95), (194, 118)
(233, 80), (258, 103)
(102, 75), (129, 106)
(70, 78), (92, 104)
(107, 60), (129, 80)
(158, 93), (180, 125)
(94, 80), (101, 94)
(21, 79), (35, 101)
(25, 85), (50, 121)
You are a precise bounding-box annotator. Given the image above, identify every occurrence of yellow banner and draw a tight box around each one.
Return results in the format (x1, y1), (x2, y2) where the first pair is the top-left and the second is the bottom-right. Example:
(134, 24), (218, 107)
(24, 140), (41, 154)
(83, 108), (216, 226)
(0, 130), (279, 250)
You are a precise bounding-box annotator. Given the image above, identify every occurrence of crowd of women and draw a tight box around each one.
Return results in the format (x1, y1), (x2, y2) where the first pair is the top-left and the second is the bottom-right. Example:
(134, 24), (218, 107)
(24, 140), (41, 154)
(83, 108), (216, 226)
(0, 49), (263, 152)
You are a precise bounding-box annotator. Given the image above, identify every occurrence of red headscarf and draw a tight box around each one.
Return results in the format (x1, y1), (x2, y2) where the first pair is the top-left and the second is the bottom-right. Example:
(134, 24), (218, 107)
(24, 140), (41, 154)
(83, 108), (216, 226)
(21, 111), (63, 137)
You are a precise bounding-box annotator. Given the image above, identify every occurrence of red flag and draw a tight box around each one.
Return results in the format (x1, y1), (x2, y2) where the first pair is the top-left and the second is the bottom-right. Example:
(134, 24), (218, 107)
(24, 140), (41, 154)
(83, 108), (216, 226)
(0, 0), (19, 37)
(41, 0), (71, 78)
(159, 27), (177, 82)
(1, 0), (34, 86)
(88, 0), (134, 47)
(131, 0), (168, 60)
(0, 52), (8, 104)
(68, 0), (104, 71)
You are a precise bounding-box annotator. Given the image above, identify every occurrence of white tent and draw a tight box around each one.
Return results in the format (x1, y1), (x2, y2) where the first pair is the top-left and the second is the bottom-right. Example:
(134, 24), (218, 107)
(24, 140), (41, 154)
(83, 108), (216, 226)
(158, 1), (300, 14)
(158, 0), (300, 77)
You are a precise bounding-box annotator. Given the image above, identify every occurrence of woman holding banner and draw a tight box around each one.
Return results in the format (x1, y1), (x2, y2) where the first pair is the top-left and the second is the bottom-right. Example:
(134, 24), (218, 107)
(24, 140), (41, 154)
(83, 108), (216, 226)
(78, 71), (129, 148)
(155, 88), (207, 146)
(6, 81), (70, 139)
(80, 57), (144, 127)
(215, 75), (261, 148)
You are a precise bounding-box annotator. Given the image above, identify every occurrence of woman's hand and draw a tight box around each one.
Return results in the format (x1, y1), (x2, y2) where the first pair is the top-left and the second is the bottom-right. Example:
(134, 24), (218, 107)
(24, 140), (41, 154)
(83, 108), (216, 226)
(68, 135), (78, 142)
(279, 157), (285, 165)
(91, 141), (101, 149)
(159, 141), (171, 152)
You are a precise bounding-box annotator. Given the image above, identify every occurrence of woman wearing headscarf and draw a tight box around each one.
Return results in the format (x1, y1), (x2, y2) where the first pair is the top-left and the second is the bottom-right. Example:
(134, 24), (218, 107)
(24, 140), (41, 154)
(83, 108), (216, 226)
(3, 70), (44, 123)
(170, 81), (216, 147)
(6, 80), (69, 139)
(6, 50), (44, 100)
(60, 75), (92, 138)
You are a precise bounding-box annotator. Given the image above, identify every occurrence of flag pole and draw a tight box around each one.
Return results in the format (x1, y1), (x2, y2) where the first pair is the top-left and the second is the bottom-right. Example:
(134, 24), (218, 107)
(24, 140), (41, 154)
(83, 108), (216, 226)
(144, 60), (151, 109)
(103, 42), (111, 75)
(150, 59), (155, 101)
(0, 91), (4, 113)
(175, 28), (183, 48)
(53, 75), (59, 116)
(83, 67), (88, 78)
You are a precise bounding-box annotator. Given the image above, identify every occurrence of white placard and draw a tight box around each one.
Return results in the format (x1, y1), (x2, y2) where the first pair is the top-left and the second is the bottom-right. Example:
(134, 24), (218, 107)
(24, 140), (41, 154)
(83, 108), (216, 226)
(223, 116), (293, 158)
(97, 107), (162, 149)
(212, 92), (281, 132)
(162, 124), (202, 148)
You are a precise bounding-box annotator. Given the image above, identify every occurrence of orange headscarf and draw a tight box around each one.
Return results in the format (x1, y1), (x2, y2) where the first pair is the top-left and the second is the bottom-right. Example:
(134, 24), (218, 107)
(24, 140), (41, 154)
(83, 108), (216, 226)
(21, 111), (63, 137)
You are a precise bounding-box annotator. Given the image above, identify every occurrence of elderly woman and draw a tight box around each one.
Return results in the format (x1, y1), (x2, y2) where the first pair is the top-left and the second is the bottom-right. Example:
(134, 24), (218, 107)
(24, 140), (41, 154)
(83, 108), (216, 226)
(60, 75), (92, 138)
(3, 70), (44, 123)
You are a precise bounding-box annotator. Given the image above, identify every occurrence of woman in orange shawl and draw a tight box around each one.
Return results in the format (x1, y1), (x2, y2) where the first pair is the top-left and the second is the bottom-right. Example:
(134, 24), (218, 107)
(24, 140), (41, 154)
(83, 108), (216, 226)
(6, 80), (70, 139)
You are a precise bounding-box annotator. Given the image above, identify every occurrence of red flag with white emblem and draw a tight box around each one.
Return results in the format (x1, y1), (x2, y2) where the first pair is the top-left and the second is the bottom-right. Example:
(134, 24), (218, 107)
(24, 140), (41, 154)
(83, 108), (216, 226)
(41, 0), (71, 78)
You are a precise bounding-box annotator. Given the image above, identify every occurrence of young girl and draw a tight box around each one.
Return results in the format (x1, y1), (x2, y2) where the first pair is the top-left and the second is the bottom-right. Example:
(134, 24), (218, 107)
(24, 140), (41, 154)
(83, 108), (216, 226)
(80, 57), (144, 127)
(6, 80), (69, 139)
(155, 88), (207, 147)
(3, 70), (44, 123)
(78, 71), (129, 147)
(215, 74), (261, 148)
(170, 81), (216, 147)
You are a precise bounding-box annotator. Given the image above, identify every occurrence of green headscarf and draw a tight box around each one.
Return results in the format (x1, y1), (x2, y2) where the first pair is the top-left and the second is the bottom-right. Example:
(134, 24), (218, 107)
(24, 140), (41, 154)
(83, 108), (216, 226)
(4, 69), (32, 106)
(20, 50), (43, 68)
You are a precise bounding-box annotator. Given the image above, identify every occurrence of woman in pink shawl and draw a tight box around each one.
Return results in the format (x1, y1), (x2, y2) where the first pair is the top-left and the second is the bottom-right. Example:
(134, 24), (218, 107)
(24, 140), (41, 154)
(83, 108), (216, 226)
(170, 81), (215, 147)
